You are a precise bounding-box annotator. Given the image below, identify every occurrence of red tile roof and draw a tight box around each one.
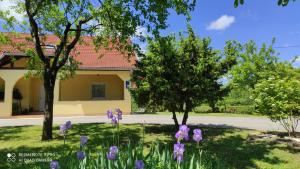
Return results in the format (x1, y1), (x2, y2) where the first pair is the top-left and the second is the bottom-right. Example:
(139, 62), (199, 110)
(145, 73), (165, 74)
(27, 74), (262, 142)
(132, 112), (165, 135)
(0, 33), (136, 70)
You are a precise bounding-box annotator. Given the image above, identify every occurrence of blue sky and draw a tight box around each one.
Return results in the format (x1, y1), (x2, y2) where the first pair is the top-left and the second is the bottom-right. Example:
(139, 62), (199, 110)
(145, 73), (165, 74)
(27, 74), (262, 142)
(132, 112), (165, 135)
(159, 0), (300, 67)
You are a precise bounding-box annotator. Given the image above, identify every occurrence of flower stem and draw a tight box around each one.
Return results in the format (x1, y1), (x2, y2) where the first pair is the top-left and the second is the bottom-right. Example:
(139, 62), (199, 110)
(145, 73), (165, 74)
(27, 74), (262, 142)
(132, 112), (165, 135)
(117, 122), (120, 147)
(177, 161), (180, 169)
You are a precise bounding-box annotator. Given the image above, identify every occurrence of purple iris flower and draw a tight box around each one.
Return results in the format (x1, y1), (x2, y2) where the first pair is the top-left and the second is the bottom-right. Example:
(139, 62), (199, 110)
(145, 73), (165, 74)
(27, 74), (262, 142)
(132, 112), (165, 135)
(111, 115), (118, 124)
(135, 160), (145, 169)
(50, 160), (59, 169)
(107, 146), (118, 160)
(179, 125), (190, 133)
(175, 125), (190, 141)
(107, 110), (113, 119)
(80, 136), (88, 147)
(65, 121), (72, 130)
(193, 129), (202, 143)
(59, 124), (67, 135)
(77, 151), (85, 160)
(116, 108), (123, 120)
(173, 143), (185, 162)
(107, 152), (117, 160)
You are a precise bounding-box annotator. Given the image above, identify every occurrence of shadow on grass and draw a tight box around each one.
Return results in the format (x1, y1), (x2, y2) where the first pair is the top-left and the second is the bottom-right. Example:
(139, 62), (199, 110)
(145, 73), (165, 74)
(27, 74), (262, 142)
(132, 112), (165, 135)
(0, 123), (143, 169)
(145, 125), (289, 169)
(203, 134), (286, 168)
(0, 123), (294, 169)
(0, 126), (27, 140)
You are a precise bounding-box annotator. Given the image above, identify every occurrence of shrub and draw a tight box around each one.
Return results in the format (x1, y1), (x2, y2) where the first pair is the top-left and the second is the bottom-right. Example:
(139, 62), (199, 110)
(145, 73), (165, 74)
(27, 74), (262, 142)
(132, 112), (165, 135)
(252, 77), (300, 137)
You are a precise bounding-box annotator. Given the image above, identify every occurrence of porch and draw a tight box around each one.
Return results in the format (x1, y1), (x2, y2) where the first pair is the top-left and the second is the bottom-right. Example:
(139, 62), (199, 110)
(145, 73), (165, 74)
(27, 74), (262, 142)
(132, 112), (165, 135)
(0, 70), (132, 118)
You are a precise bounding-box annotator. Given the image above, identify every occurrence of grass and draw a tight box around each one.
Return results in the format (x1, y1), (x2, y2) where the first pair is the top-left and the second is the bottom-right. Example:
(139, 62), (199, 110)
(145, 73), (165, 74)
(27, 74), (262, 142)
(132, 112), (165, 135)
(140, 112), (264, 117)
(134, 105), (263, 117)
(0, 123), (299, 169)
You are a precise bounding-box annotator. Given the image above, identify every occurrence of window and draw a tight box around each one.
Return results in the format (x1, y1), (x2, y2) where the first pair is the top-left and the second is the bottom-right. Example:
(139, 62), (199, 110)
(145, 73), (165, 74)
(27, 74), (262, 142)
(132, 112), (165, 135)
(91, 84), (105, 99)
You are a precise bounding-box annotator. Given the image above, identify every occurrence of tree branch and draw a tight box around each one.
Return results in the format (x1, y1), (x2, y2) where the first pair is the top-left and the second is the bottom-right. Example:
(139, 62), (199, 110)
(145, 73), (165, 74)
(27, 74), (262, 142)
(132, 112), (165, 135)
(69, 23), (103, 32)
(31, 0), (45, 16)
(25, 0), (47, 64)
(57, 17), (92, 69)
(52, 22), (72, 70)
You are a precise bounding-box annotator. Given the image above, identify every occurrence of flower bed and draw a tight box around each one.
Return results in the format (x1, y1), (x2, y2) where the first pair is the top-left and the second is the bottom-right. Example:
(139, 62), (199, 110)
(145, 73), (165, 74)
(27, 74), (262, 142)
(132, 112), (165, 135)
(50, 109), (215, 169)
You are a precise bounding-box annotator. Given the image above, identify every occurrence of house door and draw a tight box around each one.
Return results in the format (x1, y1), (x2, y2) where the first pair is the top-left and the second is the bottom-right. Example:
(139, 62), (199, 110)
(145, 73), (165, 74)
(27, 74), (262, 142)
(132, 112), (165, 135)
(39, 86), (45, 111)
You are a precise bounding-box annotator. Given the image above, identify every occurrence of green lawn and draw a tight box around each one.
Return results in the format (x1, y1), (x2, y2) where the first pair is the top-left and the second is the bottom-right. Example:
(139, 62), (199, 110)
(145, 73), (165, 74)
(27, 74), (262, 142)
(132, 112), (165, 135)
(134, 105), (263, 117)
(0, 123), (299, 169)
(144, 112), (263, 117)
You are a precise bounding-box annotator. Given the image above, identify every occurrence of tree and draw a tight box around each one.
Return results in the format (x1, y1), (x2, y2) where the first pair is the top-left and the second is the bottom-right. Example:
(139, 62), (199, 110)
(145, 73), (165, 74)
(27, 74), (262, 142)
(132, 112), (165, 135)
(206, 84), (230, 112)
(131, 26), (238, 127)
(252, 64), (300, 137)
(0, 0), (196, 140)
(229, 40), (279, 89)
(234, 0), (297, 7)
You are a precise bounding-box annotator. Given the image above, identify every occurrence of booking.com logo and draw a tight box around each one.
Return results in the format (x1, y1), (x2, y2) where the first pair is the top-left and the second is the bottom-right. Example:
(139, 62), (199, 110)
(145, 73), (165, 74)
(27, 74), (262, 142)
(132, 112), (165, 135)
(7, 153), (16, 162)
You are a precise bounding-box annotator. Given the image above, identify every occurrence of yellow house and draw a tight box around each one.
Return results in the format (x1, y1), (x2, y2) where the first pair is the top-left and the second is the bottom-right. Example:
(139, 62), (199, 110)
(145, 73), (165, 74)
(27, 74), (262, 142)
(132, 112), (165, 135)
(0, 34), (135, 118)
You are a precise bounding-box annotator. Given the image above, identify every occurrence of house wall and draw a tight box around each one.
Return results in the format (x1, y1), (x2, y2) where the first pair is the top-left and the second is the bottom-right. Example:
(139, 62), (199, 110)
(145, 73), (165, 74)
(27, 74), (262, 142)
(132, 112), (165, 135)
(0, 69), (132, 118)
(0, 70), (23, 118)
(54, 71), (131, 116)
(30, 78), (43, 111)
(60, 74), (124, 101)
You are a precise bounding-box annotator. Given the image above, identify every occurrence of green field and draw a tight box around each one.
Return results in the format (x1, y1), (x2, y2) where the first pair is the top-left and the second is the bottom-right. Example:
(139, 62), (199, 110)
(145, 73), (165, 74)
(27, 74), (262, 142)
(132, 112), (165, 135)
(0, 123), (299, 169)
(138, 112), (263, 117)
(133, 104), (262, 117)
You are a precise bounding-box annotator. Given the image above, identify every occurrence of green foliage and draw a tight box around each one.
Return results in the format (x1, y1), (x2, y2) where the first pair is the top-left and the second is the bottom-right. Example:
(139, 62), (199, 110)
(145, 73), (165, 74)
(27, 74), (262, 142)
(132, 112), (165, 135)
(229, 40), (279, 89)
(252, 67), (300, 136)
(48, 143), (221, 169)
(223, 87), (253, 106)
(234, 0), (296, 7)
(131, 26), (239, 123)
(0, 0), (196, 139)
(24, 49), (80, 80)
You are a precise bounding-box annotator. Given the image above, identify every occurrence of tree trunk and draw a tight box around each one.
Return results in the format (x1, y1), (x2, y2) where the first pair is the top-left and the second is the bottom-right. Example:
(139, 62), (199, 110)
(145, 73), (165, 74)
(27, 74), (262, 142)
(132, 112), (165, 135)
(182, 110), (189, 125)
(172, 111), (179, 129)
(42, 71), (56, 140)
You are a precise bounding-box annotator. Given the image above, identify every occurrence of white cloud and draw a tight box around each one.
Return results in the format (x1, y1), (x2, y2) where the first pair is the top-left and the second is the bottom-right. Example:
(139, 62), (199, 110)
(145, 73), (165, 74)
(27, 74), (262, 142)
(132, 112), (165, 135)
(207, 15), (235, 31)
(0, 0), (24, 21)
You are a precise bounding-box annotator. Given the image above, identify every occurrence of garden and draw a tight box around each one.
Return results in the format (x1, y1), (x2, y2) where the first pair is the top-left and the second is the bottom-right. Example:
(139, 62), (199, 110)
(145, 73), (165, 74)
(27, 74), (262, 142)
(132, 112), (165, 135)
(0, 110), (300, 169)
